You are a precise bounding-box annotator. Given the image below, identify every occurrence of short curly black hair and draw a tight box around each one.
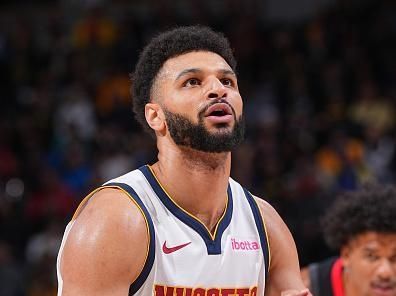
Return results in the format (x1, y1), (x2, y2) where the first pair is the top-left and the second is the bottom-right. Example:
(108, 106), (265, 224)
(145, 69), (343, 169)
(322, 184), (396, 250)
(131, 25), (236, 133)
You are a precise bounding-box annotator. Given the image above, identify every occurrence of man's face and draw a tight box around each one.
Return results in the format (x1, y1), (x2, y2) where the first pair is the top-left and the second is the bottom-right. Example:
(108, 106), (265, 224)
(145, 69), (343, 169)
(151, 51), (244, 152)
(341, 232), (396, 296)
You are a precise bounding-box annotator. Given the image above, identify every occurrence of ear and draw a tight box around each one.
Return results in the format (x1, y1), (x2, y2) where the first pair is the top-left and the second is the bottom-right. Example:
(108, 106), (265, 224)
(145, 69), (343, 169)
(145, 103), (166, 132)
(340, 244), (351, 268)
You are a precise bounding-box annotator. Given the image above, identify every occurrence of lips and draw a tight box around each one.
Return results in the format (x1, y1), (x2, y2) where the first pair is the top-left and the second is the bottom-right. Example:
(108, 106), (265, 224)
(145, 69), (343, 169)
(204, 103), (233, 117)
(371, 282), (396, 296)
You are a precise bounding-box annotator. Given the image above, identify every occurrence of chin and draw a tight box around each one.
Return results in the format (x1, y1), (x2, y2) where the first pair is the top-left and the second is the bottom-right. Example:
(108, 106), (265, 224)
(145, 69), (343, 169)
(209, 124), (233, 132)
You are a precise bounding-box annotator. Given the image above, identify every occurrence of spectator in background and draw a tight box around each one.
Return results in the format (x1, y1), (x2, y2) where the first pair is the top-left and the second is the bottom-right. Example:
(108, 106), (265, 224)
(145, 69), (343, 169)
(71, 6), (118, 50)
(25, 165), (76, 227)
(301, 184), (396, 296)
(54, 82), (97, 145)
(25, 221), (62, 296)
(349, 81), (395, 135)
(0, 240), (24, 296)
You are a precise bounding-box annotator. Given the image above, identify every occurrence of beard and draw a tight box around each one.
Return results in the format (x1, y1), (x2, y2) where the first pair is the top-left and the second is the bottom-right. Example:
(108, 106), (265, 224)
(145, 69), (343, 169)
(163, 102), (245, 153)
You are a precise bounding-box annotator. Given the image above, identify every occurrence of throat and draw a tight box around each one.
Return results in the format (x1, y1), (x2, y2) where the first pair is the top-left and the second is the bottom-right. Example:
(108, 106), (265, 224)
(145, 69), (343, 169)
(179, 147), (229, 171)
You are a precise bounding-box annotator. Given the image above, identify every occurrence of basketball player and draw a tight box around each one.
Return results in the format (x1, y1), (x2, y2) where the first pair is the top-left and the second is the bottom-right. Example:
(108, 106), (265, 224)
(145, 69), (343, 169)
(57, 26), (311, 296)
(301, 184), (396, 296)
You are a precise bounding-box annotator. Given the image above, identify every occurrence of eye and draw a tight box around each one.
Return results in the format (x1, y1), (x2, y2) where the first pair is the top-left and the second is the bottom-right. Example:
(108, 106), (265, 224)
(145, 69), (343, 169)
(184, 78), (201, 87)
(220, 78), (234, 86)
(365, 252), (379, 262)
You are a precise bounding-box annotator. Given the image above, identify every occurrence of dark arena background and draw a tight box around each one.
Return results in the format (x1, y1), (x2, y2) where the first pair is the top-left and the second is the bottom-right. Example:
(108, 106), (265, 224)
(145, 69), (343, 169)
(1, 0), (395, 294)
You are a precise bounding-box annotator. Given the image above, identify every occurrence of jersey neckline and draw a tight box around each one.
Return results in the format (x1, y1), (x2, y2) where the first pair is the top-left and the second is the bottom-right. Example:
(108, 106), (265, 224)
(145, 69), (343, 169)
(139, 165), (233, 255)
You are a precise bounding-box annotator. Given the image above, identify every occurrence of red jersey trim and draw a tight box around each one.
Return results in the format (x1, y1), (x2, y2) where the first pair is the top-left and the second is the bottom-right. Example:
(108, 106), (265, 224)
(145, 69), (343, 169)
(331, 258), (345, 296)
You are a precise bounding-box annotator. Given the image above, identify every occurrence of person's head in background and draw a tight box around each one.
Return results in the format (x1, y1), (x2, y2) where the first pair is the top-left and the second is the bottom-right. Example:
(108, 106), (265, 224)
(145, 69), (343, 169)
(323, 184), (396, 296)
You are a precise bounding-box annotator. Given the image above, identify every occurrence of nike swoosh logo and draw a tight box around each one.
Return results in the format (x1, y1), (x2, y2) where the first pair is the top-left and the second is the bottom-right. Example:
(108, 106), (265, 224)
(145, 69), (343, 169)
(162, 241), (191, 254)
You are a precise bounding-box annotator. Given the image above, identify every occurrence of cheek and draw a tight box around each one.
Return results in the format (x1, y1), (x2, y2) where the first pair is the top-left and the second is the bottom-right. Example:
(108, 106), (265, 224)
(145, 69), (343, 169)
(349, 258), (376, 282)
(168, 93), (198, 113)
(233, 94), (243, 115)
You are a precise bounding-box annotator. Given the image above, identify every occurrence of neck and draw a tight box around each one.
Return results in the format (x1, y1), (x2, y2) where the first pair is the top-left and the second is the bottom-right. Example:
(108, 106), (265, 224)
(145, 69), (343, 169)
(177, 146), (230, 171)
(151, 144), (231, 233)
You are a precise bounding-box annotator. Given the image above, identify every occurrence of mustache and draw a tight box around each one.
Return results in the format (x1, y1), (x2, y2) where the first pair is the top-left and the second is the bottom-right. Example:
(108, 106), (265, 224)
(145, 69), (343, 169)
(198, 99), (236, 118)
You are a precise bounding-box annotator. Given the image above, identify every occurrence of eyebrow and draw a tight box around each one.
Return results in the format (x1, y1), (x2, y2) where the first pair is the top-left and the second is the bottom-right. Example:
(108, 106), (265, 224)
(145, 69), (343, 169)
(220, 69), (237, 77)
(362, 247), (376, 252)
(175, 68), (236, 81)
(175, 68), (201, 80)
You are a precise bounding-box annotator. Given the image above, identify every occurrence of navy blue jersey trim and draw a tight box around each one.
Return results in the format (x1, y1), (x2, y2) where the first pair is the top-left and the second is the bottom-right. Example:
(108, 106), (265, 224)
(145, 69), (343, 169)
(243, 188), (270, 280)
(139, 165), (232, 255)
(104, 182), (156, 295)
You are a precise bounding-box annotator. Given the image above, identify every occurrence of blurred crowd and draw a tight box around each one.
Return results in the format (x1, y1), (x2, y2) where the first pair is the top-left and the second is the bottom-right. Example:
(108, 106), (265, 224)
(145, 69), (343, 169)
(1, 0), (396, 294)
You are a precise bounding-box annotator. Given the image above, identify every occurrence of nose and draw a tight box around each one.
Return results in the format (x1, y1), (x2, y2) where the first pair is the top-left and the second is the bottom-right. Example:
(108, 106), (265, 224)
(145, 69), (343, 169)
(376, 259), (394, 280)
(206, 77), (227, 100)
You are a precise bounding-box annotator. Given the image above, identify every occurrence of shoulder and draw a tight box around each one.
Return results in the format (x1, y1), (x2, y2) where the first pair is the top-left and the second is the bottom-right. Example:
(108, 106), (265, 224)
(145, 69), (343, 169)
(252, 196), (308, 293)
(252, 195), (297, 248)
(69, 187), (148, 245)
(252, 197), (292, 261)
(253, 197), (278, 219)
(59, 187), (149, 289)
(253, 197), (286, 237)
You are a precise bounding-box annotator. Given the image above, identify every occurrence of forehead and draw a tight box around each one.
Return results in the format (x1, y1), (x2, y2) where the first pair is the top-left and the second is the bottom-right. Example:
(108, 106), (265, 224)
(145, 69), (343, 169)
(348, 232), (396, 251)
(158, 51), (233, 79)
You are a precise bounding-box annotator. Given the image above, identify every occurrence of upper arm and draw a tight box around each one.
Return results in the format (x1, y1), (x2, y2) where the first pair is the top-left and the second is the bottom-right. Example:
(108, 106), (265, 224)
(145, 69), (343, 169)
(254, 198), (307, 296)
(59, 188), (149, 296)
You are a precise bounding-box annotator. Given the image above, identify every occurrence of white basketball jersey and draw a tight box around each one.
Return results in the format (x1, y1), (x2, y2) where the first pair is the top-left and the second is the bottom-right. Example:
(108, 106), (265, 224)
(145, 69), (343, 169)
(57, 165), (270, 296)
